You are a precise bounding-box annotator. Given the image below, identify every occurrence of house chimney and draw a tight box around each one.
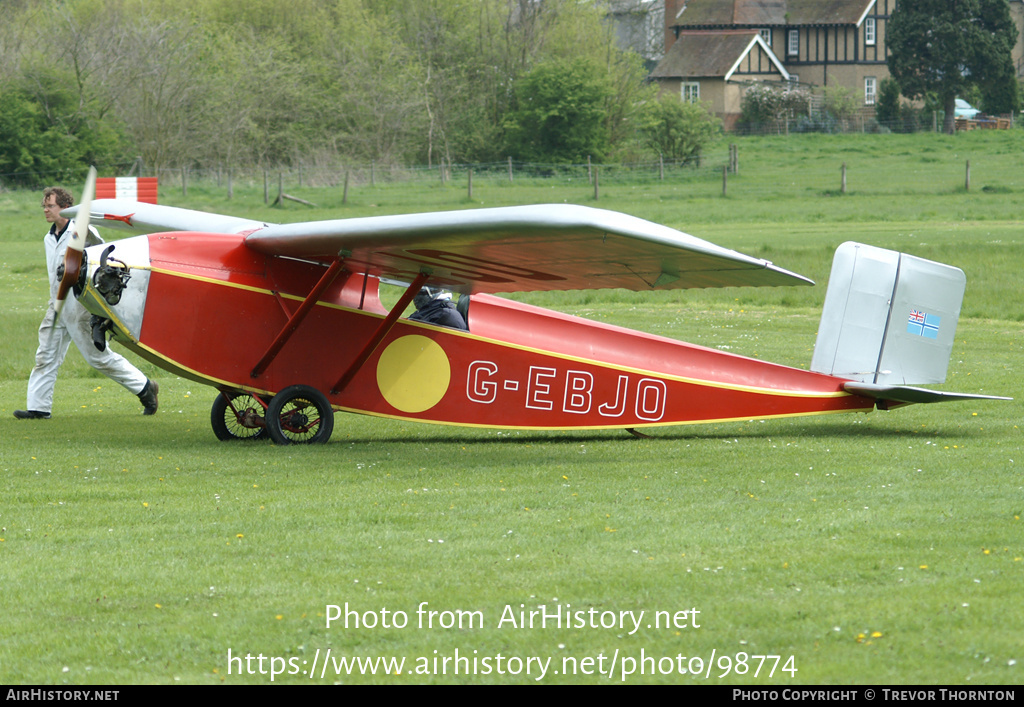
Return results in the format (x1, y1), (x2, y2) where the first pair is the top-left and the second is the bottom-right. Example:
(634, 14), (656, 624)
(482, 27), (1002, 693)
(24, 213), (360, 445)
(664, 0), (686, 52)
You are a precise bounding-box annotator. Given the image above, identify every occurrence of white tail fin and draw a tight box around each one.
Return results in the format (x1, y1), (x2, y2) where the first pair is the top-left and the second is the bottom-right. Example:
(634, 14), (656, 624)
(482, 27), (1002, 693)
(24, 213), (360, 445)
(810, 242), (965, 385)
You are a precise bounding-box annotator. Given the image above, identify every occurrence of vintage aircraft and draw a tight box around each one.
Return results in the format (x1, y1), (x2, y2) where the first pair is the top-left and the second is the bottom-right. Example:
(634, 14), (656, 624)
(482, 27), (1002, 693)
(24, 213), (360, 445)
(59, 174), (1006, 444)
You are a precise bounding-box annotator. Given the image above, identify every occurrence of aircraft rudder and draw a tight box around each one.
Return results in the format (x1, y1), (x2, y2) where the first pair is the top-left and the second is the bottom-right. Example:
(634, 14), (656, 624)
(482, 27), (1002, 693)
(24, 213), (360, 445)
(811, 242), (965, 386)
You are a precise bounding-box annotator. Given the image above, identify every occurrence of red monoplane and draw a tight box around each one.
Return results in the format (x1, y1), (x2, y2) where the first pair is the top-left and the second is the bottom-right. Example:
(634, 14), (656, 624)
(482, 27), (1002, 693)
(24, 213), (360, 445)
(61, 177), (1006, 444)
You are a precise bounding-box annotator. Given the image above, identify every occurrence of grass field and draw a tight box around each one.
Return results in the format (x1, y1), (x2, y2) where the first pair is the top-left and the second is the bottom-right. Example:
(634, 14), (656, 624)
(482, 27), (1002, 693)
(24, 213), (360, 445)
(0, 132), (1021, 684)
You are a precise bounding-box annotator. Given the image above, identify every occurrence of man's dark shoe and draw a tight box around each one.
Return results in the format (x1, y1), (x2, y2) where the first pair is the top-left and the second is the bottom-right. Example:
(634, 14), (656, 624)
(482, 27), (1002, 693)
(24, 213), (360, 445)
(14, 409), (51, 420)
(139, 380), (159, 415)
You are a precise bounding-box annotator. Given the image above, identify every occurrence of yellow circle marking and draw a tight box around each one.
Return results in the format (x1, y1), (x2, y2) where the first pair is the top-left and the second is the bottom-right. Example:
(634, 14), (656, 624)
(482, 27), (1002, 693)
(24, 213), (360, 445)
(376, 335), (451, 413)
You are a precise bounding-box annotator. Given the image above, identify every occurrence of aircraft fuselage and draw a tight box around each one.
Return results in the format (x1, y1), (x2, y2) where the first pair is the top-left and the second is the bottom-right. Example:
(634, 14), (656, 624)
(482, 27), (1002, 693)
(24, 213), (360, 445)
(79, 233), (874, 430)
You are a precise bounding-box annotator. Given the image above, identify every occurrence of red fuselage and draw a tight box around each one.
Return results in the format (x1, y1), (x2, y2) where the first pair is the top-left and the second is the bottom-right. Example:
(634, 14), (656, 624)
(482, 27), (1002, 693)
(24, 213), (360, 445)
(83, 233), (874, 430)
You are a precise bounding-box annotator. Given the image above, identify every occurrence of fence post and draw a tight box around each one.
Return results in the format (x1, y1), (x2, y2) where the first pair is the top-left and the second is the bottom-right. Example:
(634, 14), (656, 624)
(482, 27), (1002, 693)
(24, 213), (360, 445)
(508, 156), (513, 183)
(659, 153), (664, 181)
(965, 159), (970, 191)
(263, 169), (269, 204)
(371, 161), (375, 187)
(593, 168), (599, 201)
(841, 162), (847, 194)
(588, 156), (593, 184)
(182, 167), (187, 197)
(343, 169), (350, 204)
(467, 168), (473, 200)
(722, 165), (727, 197)
(227, 169), (233, 200)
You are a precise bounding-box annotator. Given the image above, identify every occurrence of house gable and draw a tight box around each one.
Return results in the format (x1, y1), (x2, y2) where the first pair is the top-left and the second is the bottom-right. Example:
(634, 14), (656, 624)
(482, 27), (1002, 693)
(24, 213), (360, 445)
(726, 34), (790, 81)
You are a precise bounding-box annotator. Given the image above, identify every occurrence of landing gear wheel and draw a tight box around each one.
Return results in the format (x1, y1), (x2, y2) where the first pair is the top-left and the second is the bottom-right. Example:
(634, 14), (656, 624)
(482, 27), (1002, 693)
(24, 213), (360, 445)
(266, 385), (334, 445)
(211, 391), (269, 441)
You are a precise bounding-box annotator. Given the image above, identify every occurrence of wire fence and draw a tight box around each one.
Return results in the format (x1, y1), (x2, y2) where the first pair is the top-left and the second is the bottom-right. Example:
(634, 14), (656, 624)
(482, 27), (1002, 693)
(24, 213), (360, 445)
(1, 114), (1019, 197)
(154, 156), (719, 192)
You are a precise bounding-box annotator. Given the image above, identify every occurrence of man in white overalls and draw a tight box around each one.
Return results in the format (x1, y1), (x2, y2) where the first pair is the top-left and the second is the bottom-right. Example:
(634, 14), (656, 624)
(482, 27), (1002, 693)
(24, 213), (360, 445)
(14, 186), (158, 419)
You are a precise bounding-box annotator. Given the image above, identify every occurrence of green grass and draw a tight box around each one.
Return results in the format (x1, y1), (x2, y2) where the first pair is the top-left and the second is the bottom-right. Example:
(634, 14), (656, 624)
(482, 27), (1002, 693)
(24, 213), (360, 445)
(1, 132), (1022, 684)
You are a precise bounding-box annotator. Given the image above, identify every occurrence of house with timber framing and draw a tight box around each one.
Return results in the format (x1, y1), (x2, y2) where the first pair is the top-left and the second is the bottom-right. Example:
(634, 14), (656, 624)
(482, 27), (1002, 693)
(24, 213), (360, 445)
(650, 0), (896, 129)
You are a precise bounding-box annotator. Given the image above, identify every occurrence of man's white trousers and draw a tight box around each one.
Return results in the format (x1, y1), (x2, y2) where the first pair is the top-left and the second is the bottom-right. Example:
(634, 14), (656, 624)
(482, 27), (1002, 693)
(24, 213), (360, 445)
(26, 298), (147, 413)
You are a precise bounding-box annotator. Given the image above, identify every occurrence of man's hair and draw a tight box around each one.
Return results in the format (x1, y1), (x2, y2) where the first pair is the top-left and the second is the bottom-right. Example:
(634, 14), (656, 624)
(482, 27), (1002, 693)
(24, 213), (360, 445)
(42, 187), (74, 209)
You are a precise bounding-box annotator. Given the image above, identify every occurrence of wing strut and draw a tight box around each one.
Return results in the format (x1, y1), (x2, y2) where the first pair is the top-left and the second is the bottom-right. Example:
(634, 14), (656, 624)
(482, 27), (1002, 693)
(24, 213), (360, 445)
(331, 272), (430, 395)
(251, 259), (347, 379)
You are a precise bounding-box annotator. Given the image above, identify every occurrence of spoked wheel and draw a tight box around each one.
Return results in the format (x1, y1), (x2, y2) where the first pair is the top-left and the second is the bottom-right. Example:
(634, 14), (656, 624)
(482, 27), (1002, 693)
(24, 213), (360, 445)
(211, 391), (270, 441)
(265, 385), (334, 445)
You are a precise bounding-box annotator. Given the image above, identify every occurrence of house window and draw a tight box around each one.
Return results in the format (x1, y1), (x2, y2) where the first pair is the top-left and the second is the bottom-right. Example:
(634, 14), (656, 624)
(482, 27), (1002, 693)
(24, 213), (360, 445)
(759, 28), (771, 46)
(865, 77), (877, 105)
(787, 29), (799, 56)
(681, 82), (700, 103)
(865, 17), (876, 45)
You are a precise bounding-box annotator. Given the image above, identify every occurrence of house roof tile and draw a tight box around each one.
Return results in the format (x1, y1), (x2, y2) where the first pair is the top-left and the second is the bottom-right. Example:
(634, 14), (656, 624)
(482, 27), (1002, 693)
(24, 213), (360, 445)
(650, 30), (782, 79)
(675, 0), (874, 27)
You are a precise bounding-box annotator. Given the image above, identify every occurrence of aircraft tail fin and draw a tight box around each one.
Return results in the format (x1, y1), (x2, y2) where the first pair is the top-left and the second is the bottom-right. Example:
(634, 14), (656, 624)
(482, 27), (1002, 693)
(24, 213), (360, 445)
(810, 242), (966, 386)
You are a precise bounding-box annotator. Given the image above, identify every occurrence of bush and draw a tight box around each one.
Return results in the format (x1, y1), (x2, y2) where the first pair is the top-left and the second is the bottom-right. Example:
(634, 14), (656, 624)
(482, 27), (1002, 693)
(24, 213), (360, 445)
(737, 83), (812, 134)
(638, 94), (721, 162)
(502, 59), (613, 163)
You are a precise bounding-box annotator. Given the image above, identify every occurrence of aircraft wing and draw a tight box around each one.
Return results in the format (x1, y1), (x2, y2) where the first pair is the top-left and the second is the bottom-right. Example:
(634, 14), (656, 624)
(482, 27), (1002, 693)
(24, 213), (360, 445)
(63, 199), (267, 235)
(244, 204), (813, 293)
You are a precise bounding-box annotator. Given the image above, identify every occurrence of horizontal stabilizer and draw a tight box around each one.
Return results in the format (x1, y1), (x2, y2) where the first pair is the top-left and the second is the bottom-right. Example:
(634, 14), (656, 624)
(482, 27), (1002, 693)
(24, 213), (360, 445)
(844, 382), (1011, 406)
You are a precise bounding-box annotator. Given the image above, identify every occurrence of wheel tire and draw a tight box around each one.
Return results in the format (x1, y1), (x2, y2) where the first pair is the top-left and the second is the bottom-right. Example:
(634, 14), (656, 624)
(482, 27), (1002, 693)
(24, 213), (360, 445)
(265, 385), (334, 445)
(211, 391), (269, 441)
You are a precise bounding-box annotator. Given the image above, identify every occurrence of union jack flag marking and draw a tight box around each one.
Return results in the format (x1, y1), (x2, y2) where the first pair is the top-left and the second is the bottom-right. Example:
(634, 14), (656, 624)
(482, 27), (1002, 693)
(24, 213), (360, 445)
(907, 309), (940, 339)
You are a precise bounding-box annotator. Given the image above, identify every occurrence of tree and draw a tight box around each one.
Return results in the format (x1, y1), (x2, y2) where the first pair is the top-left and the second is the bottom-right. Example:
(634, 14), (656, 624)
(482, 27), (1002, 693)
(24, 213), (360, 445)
(887, 0), (1018, 134)
(0, 0), (664, 171)
(639, 93), (720, 162)
(0, 85), (78, 187)
(502, 59), (613, 163)
(874, 77), (902, 127)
